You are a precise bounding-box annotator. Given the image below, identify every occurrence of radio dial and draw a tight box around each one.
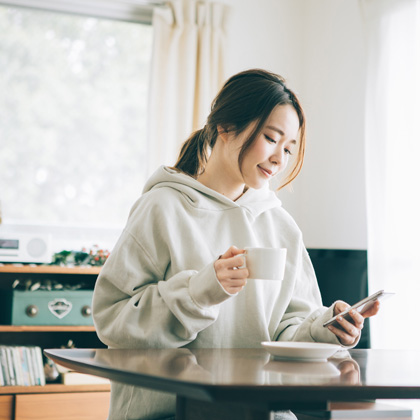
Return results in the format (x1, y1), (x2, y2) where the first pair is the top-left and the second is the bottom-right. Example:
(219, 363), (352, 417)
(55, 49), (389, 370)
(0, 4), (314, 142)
(81, 305), (92, 317)
(26, 305), (39, 317)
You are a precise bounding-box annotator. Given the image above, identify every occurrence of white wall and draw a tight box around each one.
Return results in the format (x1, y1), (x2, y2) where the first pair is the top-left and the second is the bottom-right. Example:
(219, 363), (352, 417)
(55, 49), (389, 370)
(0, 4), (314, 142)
(223, 0), (368, 250)
(223, 0), (305, 87)
(297, 0), (367, 250)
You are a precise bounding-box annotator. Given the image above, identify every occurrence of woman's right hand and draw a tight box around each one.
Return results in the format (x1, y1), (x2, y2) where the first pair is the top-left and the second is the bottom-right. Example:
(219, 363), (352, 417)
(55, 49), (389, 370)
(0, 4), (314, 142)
(214, 246), (249, 294)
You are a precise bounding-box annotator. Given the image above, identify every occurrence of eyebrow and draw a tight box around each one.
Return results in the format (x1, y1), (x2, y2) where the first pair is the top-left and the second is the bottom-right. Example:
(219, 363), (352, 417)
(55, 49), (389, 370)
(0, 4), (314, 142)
(266, 125), (297, 144)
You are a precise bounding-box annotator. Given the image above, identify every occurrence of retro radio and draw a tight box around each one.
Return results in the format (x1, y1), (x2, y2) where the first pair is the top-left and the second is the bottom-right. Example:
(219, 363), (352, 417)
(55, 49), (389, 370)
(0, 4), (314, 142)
(0, 233), (52, 264)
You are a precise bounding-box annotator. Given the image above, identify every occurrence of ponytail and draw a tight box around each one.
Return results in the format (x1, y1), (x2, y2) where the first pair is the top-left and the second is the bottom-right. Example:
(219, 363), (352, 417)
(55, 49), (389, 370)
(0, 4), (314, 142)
(174, 127), (210, 177)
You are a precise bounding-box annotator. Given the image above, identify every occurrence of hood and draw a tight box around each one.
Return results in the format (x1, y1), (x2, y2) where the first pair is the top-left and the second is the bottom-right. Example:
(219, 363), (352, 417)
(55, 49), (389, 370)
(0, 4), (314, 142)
(142, 166), (282, 217)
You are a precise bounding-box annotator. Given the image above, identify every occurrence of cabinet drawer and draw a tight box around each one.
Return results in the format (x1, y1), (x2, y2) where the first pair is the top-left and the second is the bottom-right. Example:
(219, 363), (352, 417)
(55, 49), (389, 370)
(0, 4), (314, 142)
(0, 395), (14, 420)
(0, 290), (94, 326)
(15, 392), (110, 420)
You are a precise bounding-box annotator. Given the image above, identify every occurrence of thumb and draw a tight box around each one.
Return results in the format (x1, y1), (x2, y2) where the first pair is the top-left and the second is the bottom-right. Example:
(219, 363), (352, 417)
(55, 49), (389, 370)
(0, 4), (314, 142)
(219, 246), (245, 260)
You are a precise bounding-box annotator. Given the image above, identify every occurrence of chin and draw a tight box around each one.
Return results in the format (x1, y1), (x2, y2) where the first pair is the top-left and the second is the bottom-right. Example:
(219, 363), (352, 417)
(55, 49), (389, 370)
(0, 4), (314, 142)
(246, 178), (269, 190)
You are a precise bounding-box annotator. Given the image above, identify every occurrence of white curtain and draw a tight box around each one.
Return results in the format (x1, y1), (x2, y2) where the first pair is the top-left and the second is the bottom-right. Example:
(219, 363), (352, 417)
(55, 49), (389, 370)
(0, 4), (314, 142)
(147, 0), (228, 173)
(361, 0), (420, 348)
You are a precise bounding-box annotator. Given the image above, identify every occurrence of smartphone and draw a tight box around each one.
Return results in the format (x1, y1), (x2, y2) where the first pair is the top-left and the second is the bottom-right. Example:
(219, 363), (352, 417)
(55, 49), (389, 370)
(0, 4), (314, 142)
(323, 289), (395, 328)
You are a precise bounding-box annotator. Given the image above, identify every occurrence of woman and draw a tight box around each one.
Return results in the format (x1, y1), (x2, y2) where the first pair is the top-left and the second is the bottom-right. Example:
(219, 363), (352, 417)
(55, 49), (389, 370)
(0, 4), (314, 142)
(92, 69), (379, 420)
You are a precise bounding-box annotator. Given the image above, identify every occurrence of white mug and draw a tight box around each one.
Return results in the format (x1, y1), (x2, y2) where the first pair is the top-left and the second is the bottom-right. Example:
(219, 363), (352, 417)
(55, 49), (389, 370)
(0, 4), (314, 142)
(242, 247), (287, 280)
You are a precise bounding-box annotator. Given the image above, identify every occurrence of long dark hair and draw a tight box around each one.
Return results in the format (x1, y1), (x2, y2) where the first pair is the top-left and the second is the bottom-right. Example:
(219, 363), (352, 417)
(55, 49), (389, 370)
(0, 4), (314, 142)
(174, 69), (306, 190)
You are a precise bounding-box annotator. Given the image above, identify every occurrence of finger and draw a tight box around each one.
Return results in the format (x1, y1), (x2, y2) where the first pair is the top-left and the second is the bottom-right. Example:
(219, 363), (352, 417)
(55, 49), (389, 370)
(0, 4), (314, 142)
(347, 309), (365, 329)
(338, 361), (357, 375)
(219, 279), (247, 294)
(328, 317), (361, 346)
(225, 285), (246, 294)
(219, 246), (246, 260)
(226, 278), (247, 287)
(327, 323), (356, 346)
(230, 255), (246, 269)
(341, 369), (360, 385)
(216, 255), (246, 271)
(361, 301), (380, 318)
(334, 300), (351, 316)
(221, 254), (245, 270)
(229, 267), (249, 279)
(217, 268), (248, 281)
(335, 314), (361, 337)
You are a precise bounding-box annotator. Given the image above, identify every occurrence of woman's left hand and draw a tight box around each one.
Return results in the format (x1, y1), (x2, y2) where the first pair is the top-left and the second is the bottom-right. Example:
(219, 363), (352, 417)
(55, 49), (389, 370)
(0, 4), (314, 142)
(327, 300), (380, 346)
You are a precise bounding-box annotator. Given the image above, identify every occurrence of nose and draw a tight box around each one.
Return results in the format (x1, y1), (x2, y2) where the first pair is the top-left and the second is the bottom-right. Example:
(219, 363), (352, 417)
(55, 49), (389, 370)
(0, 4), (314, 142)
(270, 149), (288, 168)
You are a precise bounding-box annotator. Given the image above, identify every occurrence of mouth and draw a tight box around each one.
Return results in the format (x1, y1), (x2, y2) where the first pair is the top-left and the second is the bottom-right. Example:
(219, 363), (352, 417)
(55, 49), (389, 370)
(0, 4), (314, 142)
(257, 165), (273, 178)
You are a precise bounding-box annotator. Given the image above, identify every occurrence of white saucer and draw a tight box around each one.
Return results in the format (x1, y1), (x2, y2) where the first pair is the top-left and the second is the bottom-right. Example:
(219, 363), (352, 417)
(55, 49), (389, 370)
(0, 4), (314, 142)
(264, 360), (340, 377)
(261, 341), (341, 362)
(264, 359), (341, 384)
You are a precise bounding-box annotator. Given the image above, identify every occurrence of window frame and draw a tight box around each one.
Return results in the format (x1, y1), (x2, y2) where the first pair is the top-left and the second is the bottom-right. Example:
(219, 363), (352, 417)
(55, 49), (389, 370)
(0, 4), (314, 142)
(0, 0), (164, 24)
(0, 0), (157, 253)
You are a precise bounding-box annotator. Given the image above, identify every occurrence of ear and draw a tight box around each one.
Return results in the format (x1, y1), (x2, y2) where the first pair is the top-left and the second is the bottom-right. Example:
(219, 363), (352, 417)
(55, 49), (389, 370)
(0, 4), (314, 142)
(217, 124), (230, 143)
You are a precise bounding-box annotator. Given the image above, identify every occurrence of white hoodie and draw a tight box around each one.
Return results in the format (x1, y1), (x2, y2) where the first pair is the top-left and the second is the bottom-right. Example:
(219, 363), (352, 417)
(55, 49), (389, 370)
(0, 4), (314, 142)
(92, 166), (341, 419)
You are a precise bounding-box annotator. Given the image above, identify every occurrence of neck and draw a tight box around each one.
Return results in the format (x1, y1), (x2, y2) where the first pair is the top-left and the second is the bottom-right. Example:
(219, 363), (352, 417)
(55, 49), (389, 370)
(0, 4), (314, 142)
(197, 145), (246, 201)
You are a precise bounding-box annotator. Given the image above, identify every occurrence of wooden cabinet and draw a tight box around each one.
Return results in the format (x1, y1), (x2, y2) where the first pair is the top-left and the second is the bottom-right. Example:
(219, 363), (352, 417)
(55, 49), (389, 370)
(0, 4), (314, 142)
(15, 390), (110, 420)
(0, 386), (111, 420)
(0, 395), (13, 420)
(0, 265), (110, 420)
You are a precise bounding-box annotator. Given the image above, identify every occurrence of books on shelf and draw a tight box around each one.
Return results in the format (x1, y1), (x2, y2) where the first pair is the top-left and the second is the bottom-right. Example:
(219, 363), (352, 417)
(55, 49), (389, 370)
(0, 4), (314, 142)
(0, 345), (46, 387)
(55, 363), (109, 385)
(61, 371), (110, 385)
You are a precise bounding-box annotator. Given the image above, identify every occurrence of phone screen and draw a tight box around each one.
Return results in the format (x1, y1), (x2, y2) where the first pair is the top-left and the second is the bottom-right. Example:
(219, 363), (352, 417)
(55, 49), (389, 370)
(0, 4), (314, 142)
(323, 290), (395, 328)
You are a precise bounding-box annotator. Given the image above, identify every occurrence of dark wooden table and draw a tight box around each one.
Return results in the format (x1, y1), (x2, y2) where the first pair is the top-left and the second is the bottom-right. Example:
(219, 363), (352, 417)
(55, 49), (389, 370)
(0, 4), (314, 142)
(44, 347), (420, 420)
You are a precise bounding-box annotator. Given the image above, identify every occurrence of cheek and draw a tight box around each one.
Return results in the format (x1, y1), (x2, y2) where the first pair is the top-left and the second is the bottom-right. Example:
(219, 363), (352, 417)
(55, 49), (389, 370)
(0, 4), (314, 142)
(249, 140), (269, 160)
(278, 154), (290, 172)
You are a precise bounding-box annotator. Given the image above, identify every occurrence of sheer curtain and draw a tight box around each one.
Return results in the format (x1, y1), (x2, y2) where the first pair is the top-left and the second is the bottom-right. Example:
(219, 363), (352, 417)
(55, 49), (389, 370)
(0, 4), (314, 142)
(361, 0), (420, 348)
(147, 0), (228, 173)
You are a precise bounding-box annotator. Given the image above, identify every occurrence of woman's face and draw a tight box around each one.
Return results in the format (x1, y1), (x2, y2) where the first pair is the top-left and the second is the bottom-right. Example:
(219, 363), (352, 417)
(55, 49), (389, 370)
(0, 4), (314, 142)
(227, 104), (300, 190)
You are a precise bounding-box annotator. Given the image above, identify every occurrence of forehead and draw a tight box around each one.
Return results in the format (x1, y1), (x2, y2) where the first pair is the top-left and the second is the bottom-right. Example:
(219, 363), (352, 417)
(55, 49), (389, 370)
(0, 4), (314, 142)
(266, 105), (300, 137)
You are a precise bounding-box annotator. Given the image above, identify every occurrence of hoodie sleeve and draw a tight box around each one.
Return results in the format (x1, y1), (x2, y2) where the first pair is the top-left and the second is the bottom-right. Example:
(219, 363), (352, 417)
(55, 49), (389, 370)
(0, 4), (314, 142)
(273, 242), (357, 348)
(92, 195), (234, 349)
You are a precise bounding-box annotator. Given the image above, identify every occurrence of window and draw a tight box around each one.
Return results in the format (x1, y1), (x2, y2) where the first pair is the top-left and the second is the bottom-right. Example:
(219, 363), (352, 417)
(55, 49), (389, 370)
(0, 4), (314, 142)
(0, 4), (153, 229)
(363, 0), (420, 349)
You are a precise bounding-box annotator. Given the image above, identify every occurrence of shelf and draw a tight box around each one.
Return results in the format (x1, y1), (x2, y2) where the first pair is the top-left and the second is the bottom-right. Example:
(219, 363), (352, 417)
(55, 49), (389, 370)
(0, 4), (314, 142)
(0, 265), (101, 275)
(0, 265), (108, 418)
(0, 383), (110, 395)
(0, 325), (96, 333)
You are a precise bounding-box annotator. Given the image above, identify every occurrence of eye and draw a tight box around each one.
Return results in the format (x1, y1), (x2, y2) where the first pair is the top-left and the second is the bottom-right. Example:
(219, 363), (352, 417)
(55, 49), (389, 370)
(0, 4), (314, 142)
(264, 134), (277, 144)
(284, 148), (293, 156)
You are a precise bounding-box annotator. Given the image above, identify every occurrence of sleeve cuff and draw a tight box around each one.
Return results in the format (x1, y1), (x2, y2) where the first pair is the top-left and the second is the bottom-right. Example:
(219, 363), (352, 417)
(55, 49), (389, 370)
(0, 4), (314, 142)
(189, 262), (235, 308)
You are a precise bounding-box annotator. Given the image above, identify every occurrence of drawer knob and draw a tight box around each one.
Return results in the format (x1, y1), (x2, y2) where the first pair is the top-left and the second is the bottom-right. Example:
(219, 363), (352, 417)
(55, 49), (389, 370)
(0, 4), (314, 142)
(81, 305), (92, 317)
(26, 305), (38, 317)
